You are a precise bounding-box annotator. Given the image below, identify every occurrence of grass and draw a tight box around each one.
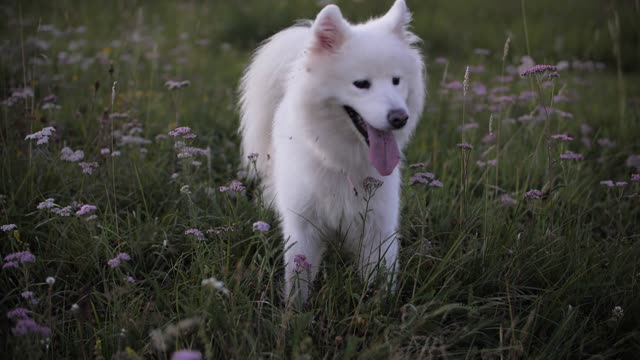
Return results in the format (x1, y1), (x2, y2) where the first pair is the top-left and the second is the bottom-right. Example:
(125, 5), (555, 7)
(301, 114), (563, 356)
(1, 0), (639, 358)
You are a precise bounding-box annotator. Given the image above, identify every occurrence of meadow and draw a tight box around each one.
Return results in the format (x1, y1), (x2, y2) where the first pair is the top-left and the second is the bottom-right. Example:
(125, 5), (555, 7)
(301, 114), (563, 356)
(1, 0), (639, 358)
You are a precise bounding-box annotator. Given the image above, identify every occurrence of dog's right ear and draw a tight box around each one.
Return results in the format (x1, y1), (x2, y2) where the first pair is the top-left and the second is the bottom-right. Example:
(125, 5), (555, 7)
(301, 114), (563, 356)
(311, 5), (349, 54)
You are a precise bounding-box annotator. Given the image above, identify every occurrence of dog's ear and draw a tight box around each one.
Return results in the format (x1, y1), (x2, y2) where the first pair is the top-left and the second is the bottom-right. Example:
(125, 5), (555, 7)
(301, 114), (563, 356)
(311, 5), (349, 53)
(382, 0), (412, 38)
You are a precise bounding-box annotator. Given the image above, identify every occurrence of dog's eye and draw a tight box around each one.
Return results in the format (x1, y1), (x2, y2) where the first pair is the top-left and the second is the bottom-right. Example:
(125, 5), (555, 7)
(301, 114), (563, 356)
(353, 80), (371, 89)
(392, 77), (400, 86)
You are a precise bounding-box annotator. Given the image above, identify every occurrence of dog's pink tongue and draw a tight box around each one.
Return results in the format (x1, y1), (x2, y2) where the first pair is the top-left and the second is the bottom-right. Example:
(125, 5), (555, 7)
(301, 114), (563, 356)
(367, 124), (400, 176)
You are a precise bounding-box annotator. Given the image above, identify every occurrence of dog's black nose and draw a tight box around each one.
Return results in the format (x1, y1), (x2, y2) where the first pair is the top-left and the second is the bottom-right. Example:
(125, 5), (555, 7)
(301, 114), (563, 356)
(387, 109), (408, 129)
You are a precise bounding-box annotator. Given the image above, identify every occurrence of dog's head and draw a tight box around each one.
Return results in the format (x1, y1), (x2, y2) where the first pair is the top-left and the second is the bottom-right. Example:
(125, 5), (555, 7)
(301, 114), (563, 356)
(303, 0), (425, 176)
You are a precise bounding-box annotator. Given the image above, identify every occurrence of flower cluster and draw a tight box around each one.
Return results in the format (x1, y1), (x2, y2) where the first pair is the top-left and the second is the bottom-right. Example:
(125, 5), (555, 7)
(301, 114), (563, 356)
(3, 251), (36, 269)
(75, 204), (97, 216)
(520, 64), (558, 77)
(524, 189), (543, 200)
(559, 151), (584, 161)
(184, 228), (205, 240)
(219, 180), (245, 193)
(79, 162), (99, 174)
(107, 252), (131, 268)
(169, 126), (196, 139)
(1, 223), (17, 232)
(294, 254), (312, 273)
(252, 221), (270, 232)
(409, 172), (442, 188)
(25, 126), (56, 145)
(6, 308), (51, 337)
(60, 147), (84, 162)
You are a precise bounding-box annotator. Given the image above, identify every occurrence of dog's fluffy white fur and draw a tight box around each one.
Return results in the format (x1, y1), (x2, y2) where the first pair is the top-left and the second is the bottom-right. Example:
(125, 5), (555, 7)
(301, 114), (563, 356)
(239, 0), (425, 301)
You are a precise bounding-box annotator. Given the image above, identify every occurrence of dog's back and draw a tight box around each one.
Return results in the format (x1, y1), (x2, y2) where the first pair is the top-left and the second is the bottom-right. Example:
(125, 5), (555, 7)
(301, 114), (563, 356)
(238, 25), (310, 181)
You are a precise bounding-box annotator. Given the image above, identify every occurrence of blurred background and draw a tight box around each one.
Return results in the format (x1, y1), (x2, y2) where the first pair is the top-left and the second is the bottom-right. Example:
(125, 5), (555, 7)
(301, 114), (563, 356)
(11, 0), (640, 70)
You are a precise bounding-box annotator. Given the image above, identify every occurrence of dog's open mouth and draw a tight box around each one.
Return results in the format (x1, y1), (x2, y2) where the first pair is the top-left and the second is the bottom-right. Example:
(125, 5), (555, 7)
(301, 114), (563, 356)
(344, 105), (369, 145)
(342, 105), (401, 177)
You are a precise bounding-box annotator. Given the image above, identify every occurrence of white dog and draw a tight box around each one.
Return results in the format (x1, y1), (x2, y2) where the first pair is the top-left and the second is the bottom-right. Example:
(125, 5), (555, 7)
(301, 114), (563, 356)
(239, 0), (425, 302)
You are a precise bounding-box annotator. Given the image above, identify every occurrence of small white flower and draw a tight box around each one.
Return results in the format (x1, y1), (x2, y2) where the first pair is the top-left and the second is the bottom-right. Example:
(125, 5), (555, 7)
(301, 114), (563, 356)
(46, 276), (56, 286)
(70, 303), (80, 313)
(180, 185), (191, 194)
(201, 277), (230, 295)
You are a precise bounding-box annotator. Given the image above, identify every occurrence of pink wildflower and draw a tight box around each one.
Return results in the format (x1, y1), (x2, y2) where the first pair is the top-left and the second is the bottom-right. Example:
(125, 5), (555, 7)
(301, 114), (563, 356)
(551, 133), (574, 141)
(185, 228), (205, 240)
(75, 204), (97, 216)
(520, 64), (558, 77)
(499, 194), (517, 207)
(631, 174), (640, 182)
(600, 180), (614, 188)
(524, 189), (543, 200)
(169, 126), (196, 139)
(79, 162), (99, 174)
(294, 254), (312, 273)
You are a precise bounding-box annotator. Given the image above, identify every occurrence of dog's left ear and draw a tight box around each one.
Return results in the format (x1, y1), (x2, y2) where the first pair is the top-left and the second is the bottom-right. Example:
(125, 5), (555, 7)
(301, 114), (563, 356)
(382, 0), (412, 38)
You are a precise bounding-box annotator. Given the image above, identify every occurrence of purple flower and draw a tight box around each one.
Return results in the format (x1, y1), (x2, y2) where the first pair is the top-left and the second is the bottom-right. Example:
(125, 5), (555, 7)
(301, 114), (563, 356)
(429, 180), (444, 188)
(7, 308), (30, 319)
(37, 198), (56, 210)
(559, 151), (584, 161)
(524, 189), (543, 200)
(631, 174), (640, 182)
(499, 194), (517, 207)
(597, 138), (616, 149)
(25, 126), (56, 145)
(107, 252), (131, 268)
(177, 146), (209, 159)
(12, 318), (51, 337)
(252, 221), (270, 232)
(409, 172), (435, 185)
(551, 133), (574, 142)
(482, 133), (496, 144)
(79, 162), (99, 174)
(21, 291), (35, 300)
(363, 176), (384, 192)
(169, 126), (196, 139)
(100, 148), (111, 155)
(219, 180), (245, 193)
(625, 155), (640, 169)
(51, 206), (72, 217)
(60, 147), (84, 162)
(615, 181), (627, 187)
(456, 143), (473, 150)
(520, 64), (558, 77)
(2, 224), (17, 232)
(171, 350), (202, 360)
(473, 48), (490, 56)
(247, 152), (259, 162)
(76, 204), (97, 216)
(4, 251), (36, 266)
(600, 180), (614, 188)
(185, 228), (205, 240)
(408, 162), (426, 169)
(294, 254), (312, 272)
(2, 261), (18, 269)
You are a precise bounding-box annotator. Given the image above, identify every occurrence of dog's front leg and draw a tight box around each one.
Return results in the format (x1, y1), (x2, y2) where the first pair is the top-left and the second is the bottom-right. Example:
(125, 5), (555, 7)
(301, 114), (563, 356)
(282, 214), (325, 306)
